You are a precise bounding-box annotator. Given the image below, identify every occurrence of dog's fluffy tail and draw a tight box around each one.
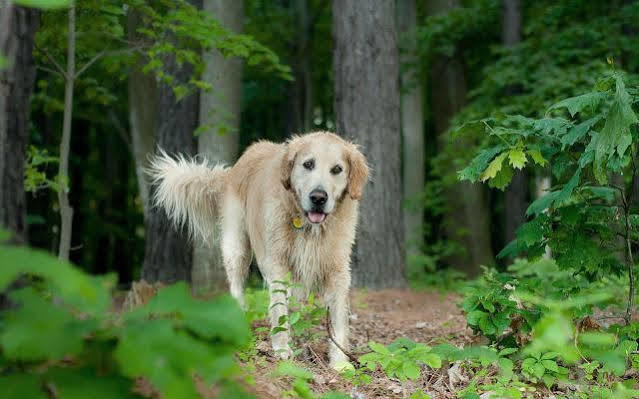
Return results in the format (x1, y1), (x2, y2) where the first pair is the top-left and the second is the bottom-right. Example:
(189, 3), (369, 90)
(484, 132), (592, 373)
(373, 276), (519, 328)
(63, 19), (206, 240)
(147, 149), (228, 245)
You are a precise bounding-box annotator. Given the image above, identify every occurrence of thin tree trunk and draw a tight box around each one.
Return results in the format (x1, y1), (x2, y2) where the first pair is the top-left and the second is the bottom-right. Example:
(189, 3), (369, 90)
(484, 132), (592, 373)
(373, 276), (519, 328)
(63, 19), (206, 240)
(285, 0), (313, 135)
(428, 0), (494, 276)
(502, 0), (528, 245)
(127, 9), (156, 221)
(141, 0), (201, 284)
(297, 0), (312, 132)
(333, 0), (406, 288)
(57, 5), (75, 261)
(192, 0), (244, 294)
(0, 4), (39, 244)
(397, 0), (425, 263)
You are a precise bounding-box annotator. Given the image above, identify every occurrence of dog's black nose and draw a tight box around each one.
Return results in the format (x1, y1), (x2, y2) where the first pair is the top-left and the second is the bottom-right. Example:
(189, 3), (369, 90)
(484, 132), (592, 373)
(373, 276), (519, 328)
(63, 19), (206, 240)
(310, 189), (328, 206)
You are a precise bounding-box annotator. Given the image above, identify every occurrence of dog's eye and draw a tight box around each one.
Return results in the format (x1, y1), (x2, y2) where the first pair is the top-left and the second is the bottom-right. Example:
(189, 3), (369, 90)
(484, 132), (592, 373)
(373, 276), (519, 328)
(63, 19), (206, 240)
(303, 159), (315, 170)
(331, 165), (343, 175)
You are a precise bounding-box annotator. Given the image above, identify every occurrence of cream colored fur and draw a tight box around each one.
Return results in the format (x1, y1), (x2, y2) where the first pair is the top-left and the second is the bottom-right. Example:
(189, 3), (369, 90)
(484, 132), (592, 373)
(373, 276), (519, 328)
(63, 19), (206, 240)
(148, 132), (369, 367)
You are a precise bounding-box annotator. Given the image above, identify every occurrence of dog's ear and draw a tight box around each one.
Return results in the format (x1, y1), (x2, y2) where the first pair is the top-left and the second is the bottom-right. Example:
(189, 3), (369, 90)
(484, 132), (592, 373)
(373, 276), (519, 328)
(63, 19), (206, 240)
(281, 140), (299, 191)
(347, 144), (369, 200)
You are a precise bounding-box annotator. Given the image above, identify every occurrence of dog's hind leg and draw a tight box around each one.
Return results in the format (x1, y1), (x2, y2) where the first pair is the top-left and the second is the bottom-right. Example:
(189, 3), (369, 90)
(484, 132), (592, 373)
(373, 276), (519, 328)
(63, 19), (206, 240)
(220, 193), (251, 309)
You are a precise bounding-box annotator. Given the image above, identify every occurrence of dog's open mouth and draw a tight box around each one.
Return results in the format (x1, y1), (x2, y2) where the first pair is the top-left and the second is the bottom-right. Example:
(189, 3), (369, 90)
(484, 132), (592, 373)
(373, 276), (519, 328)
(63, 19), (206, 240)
(306, 211), (326, 224)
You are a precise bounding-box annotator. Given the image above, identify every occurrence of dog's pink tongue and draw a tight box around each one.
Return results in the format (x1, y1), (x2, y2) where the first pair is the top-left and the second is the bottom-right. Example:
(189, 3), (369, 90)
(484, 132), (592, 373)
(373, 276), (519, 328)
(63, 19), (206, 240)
(308, 212), (326, 223)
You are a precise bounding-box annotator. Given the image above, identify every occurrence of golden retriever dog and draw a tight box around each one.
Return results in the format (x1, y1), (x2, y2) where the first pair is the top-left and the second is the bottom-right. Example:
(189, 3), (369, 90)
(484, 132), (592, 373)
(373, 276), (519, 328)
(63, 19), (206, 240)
(148, 131), (369, 367)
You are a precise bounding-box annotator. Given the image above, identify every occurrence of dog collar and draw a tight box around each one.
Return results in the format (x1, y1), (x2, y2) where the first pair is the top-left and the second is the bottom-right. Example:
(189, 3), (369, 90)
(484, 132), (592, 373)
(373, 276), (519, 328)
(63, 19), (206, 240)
(292, 216), (304, 230)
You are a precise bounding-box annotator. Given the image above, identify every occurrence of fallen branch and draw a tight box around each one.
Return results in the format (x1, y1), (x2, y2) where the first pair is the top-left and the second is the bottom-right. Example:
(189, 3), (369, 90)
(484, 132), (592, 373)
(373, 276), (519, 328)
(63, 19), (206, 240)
(325, 311), (360, 365)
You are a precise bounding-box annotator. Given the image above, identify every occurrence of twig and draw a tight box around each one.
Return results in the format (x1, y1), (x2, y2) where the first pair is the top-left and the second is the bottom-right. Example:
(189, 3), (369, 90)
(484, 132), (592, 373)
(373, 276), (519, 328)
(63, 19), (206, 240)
(36, 65), (65, 78)
(35, 44), (67, 78)
(621, 182), (636, 325)
(74, 49), (106, 79)
(325, 311), (359, 364)
(75, 46), (144, 79)
(306, 344), (328, 369)
(108, 110), (133, 154)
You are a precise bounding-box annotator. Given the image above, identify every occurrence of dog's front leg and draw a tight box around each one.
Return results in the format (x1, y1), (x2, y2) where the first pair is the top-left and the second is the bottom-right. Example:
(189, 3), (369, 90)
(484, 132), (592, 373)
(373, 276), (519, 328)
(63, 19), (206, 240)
(324, 270), (351, 368)
(263, 263), (293, 360)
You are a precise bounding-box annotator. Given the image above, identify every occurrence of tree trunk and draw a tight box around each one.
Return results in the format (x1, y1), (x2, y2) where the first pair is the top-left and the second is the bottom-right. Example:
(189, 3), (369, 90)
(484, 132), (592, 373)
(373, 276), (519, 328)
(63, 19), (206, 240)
(127, 9), (156, 222)
(502, 0), (528, 245)
(333, 0), (406, 288)
(0, 4), (39, 244)
(192, 0), (244, 294)
(428, 0), (494, 276)
(57, 4), (75, 261)
(283, 0), (313, 136)
(397, 0), (425, 263)
(141, 0), (201, 284)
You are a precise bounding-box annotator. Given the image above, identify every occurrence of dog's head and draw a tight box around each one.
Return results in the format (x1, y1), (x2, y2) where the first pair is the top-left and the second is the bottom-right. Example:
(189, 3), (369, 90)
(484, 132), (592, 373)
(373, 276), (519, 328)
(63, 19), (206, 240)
(281, 132), (369, 225)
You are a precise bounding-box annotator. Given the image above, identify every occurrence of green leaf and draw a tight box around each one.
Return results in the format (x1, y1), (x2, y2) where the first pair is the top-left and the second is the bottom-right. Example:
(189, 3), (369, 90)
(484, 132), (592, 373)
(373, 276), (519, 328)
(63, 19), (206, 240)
(555, 169), (581, 205)
(0, 373), (46, 399)
(115, 319), (230, 399)
(1, 288), (87, 362)
(276, 360), (313, 380)
(43, 368), (138, 399)
(132, 283), (249, 345)
(458, 145), (506, 182)
(420, 352), (442, 369)
(516, 215), (549, 246)
(532, 361), (546, 378)
(541, 374), (556, 388)
(480, 152), (508, 182)
(478, 313), (496, 336)
(592, 74), (638, 184)
(499, 347), (518, 357)
(527, 149), (548, 166)
(369, 341), (391, 355)
(498, 357), (514, 377)
(508, 148), (527, 169)
(466, 310), (486, 326)
(541, 359), (559, 373)
(526, 191), (560, 216)
(0, 245), (113, 315)
(549, 91), (606, 117)
(14, 0), (70, 9)
(402, 361), (421, 380)
(487, 163), (513, 190)
(561, 116), (600, 149)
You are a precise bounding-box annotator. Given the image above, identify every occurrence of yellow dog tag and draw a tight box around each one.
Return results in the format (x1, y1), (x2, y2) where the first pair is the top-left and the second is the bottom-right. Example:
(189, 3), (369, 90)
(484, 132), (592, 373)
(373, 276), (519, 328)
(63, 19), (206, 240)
(292, 217), (304, 229)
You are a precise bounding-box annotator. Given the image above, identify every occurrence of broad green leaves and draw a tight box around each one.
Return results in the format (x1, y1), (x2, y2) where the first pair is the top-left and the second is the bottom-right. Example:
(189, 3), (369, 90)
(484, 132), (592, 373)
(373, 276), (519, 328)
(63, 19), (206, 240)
(358, 339), (442, 382)
(458, 71), (638, 191)
(0, 234), (250, 398)
(591, 75), (638, 183)
(549, 91), (606, 118)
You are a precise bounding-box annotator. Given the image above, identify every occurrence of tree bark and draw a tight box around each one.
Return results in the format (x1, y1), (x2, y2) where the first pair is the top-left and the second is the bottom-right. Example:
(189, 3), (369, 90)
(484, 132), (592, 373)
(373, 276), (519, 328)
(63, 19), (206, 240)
(502, 0), (528, 245)
(127, 9), (156, 222)
(192, 0), (244, 294)
(428, 0), (494, 276)
(57, 4), (75, 260)
(283, 0), (313, 136)
(0, 4), (39, 244)
(333, 0), (406, 288)
(141, 0), (201, 284)
(397, 0), (425, 263)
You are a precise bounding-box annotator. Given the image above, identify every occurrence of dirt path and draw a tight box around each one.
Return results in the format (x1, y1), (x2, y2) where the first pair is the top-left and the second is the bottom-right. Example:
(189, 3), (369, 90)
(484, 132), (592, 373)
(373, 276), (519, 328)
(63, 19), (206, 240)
(250, 289), (476, 399)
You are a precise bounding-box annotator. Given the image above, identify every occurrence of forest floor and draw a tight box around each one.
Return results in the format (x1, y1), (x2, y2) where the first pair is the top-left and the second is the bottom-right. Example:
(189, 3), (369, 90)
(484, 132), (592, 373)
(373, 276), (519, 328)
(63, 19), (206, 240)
(247, 289), (480, 399)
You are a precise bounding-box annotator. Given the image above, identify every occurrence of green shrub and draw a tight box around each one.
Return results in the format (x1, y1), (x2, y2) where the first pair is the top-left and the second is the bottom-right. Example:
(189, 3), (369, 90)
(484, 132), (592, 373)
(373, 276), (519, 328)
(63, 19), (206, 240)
(0, 231), (251, 399)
